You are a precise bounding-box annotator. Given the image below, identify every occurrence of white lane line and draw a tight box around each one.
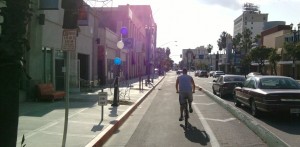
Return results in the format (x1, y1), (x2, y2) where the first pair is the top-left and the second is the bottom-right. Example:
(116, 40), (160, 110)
(194, 94), (206, 97)
(193, 104), (220, 147)
(193, 102), (216, 106)
(200, 117), (236, 122)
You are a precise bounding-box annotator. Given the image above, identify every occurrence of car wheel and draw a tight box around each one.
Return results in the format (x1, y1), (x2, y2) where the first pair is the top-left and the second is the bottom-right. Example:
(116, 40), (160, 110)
(234, 93), (241, 107)
(212, 87), (216, 95)
(251, 99), (259, 117)
(219, 89), (223, 98)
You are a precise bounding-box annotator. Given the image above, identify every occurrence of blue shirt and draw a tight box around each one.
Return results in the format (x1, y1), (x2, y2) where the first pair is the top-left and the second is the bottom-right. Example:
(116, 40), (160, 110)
(177, 74), (193, 92)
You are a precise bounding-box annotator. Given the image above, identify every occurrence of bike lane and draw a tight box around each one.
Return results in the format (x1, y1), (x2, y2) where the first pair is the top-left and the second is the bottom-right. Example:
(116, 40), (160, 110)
(103, 73), (267, 147)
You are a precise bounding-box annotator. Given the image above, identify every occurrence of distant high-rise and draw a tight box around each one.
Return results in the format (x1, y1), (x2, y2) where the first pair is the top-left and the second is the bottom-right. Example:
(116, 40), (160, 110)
(233, 3), (268, 40)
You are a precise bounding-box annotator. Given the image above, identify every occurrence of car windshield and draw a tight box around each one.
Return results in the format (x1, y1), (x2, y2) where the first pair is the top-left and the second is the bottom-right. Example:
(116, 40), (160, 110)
(259, 78), (300, 89)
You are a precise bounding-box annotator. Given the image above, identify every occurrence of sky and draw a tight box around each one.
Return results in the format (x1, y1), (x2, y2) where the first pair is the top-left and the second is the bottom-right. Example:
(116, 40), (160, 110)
(86, 0), (300, 63)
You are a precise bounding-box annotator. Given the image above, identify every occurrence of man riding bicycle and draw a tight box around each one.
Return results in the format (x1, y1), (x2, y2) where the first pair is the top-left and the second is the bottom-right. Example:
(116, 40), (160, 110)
(175, 68), (195, 121)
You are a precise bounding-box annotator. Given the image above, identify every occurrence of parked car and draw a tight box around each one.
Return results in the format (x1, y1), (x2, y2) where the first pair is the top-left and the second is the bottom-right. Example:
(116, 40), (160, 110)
(176, 69), (183, 75)
(246, 72), (262, 78)
(194, 70), (201, 77)
(209, 71), (215, 77)
(212, 75), (246, 98)
(199, 70), (208, 77)
(233, 76), (300, 117)
(213, 71), (225, 78)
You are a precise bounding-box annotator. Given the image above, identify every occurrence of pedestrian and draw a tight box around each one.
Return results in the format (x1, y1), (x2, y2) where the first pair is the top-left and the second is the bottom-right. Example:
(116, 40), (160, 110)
(175, 68), (195, 121)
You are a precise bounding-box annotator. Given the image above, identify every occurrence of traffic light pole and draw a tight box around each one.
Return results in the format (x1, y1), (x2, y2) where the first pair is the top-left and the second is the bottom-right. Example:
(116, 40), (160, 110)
(112, 65), (120, 106)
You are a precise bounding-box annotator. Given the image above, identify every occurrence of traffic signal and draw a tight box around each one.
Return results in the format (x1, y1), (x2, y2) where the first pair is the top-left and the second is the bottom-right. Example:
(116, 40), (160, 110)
(61, 0), (83, 10)
(62, 10), (78, 29)
(62, 0), (83, 29)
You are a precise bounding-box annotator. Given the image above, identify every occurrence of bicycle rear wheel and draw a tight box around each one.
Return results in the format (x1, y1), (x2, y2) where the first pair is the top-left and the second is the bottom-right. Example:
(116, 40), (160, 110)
(184, 103), (189, 129)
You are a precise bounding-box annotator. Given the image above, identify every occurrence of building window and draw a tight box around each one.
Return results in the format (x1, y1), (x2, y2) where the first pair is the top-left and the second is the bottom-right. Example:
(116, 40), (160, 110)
(251, 22), (253, 24)
(245, 22), (247, 25)
(251, 27), (253, 29)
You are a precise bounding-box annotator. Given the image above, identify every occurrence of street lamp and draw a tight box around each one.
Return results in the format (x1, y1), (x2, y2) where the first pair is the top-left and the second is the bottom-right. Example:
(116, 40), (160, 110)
(290, 22), (300, 79)
(112, 27), (127, 107)
(158, 40), (177, 48)
(145, 26), (156, 85)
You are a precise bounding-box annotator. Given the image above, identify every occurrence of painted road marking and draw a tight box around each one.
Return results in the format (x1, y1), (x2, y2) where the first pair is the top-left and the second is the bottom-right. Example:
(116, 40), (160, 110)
(194, 94), (206, 97)
(200, 117), (236, 122)
(193, 104), (220, 147)
(193, 102), (216, 105)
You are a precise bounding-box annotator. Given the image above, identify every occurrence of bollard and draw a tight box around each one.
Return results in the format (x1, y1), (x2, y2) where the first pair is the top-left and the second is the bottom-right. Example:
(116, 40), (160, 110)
(112, 77), (119, 107)
(101, 88), (104, 121)
(139, 76), (141, 90)
(142, 78), (143, 90)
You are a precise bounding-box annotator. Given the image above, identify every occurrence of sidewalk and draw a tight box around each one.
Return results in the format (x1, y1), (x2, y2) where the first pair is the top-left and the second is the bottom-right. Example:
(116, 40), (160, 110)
(17, 75), (165, 147)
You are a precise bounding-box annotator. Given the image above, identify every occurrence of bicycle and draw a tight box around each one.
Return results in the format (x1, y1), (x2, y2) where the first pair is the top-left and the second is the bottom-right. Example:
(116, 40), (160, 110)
(177, 92), (191, 130)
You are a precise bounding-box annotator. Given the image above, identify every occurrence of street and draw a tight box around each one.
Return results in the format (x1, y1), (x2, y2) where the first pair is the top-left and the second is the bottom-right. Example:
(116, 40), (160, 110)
(103, 72), (267, 147)
(198, 74), (300, 147)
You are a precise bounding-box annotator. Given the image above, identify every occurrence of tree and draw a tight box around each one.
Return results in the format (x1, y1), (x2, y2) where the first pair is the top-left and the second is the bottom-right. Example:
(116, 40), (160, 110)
(206, 44), (213, 54)
(284, 41), (300, 78)
(249, 46), (272, 74)
(268, 48), (281, 75)
(0, 1), (32, 147)
(155, 47), (167, 74)
(166, 47), (171, 57)
(217, 31), (228, 53)
(239, 28), (253, 74)
(232, 33), (242, 53)
(241, 28), (253, 54)
(254, 34), (261, 46)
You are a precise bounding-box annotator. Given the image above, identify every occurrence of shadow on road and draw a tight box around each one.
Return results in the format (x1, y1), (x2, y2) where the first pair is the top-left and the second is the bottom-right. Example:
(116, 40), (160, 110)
(180, 123), (210, 145)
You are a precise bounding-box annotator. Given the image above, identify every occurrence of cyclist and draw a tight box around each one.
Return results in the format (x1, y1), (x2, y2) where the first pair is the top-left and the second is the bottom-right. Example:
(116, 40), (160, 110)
(176, 68), (195, 121)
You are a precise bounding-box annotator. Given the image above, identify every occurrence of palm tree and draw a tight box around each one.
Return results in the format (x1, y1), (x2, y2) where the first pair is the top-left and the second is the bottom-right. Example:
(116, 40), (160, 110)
(206, 44), (213, 54)
(206, 44), (213, 70)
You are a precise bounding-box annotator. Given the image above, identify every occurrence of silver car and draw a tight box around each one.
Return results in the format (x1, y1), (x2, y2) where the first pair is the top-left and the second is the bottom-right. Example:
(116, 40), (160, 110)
(213, 71), (225, 78)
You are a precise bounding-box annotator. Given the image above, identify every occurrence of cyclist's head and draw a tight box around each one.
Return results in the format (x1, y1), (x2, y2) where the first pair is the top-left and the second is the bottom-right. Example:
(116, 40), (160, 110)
(182, 68), (187, 74)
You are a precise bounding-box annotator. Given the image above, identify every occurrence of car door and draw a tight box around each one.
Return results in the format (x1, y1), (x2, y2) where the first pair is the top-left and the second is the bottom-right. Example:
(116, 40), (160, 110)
(241, 78), (256, 106)
(213, 76), (222, 93)
(216, 76), (223, 94)
(236, 78), (251, 105)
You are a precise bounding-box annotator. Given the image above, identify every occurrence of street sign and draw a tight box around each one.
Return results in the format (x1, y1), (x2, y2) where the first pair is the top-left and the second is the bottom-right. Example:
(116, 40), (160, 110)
(62, 29), (77, 51)
(98, 92), (108, 106)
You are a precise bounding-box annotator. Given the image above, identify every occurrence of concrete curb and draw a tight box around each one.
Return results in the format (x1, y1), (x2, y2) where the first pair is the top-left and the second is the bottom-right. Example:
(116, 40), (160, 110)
(86, 76), (165, 147)
(196, 85), (290, 147)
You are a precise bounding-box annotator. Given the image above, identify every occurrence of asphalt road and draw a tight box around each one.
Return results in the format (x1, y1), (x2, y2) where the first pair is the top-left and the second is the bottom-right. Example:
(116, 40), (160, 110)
(195, 74), (300, 147)
(103, 72), (267, 147)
